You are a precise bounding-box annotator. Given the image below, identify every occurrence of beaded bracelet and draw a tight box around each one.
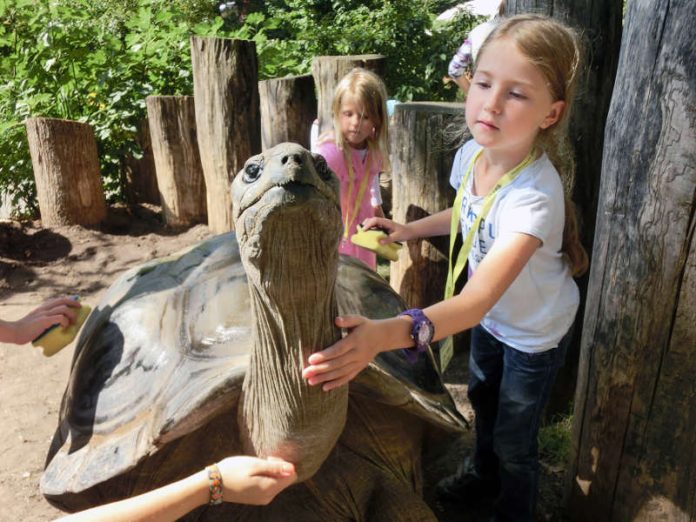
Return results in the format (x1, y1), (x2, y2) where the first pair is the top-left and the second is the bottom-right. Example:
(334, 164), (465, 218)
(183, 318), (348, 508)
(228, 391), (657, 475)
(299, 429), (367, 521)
(206, 464), (223, 505)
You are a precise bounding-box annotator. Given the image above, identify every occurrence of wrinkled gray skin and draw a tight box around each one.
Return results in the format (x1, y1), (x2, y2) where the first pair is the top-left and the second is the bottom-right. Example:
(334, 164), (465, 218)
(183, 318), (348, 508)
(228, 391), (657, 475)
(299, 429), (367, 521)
(42, 143), (466, 520)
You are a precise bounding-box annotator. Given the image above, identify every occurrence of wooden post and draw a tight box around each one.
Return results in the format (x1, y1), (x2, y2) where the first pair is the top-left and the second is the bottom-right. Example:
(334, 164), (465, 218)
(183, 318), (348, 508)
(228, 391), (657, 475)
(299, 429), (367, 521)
(26, 117), (106, 226)
(311, 55), (386, 137)
(146, 96), (207, 227)
(389, 102), (464, 309)
(568, 0), (695, 519)
(259, 74), (316, 150)
(191, 36), (260, 233)
(123, 119), (160, 205)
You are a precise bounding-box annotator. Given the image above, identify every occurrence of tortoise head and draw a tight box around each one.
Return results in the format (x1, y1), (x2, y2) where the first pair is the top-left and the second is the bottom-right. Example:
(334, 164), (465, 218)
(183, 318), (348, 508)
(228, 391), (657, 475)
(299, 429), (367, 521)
(231, 143), (348, 480)
(231, 142), (342, 281)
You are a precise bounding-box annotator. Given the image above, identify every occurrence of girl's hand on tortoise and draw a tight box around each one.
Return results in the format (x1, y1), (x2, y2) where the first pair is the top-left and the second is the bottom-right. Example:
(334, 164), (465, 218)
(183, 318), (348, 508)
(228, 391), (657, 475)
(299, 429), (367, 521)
(302, 315), (382, 391)
(217, 456), (296, 506)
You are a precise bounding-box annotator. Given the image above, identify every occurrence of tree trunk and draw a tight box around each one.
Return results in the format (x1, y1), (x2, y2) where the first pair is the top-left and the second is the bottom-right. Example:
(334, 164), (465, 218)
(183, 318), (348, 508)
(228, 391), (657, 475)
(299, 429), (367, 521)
(146, 96), (207, 227)
(259, 74), (316, 150)
(506, 0), (624, 418)
(389, 102), (463, 308)
(568, 1), (696, 520)
(123, 118), (159, 206)
(25, 117), (106, 226)
(311, 55), (386, 137)
(191, 36), (260, 233)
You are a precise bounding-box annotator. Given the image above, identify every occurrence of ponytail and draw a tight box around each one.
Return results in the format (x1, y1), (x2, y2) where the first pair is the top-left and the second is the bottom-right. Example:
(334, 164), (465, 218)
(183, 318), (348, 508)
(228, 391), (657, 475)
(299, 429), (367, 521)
(562, 196), (588, 277)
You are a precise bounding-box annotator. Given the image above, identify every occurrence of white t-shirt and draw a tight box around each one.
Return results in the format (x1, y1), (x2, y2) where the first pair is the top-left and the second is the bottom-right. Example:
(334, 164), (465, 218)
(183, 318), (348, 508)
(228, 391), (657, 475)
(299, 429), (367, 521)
(449, 140), (579, 353)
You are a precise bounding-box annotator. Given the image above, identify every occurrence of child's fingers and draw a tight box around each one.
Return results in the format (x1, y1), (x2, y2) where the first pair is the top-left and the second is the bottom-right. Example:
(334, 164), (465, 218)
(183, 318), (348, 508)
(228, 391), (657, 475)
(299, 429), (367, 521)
(335, 315), (365, 329)
(361, 217), (389, 231)
(253, 458), (296, 477)
(41, 313), (71, 329)
(40, 304), (78, 324)
(36, 297), (81, 312)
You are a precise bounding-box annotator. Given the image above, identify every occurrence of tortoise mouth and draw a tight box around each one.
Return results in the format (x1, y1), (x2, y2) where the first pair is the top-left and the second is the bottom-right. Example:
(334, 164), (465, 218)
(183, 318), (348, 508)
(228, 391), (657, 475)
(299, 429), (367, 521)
(237, 181), (341, 222)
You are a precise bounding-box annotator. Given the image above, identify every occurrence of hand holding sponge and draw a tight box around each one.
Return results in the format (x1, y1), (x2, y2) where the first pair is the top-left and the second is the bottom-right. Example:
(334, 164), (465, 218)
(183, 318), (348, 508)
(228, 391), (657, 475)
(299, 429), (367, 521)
(32, 297), (91, 357)
(350, 225), (402, 262)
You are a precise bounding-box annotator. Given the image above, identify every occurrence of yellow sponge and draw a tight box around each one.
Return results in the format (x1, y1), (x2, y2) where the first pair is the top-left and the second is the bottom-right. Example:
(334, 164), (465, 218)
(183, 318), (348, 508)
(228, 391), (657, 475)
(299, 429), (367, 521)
(32, 303), (91, 357)
(350, 225), (402, 262)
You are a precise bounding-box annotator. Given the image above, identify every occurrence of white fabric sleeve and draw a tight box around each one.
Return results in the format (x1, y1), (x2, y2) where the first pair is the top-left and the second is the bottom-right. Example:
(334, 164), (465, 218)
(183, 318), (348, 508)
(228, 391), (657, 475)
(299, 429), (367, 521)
(370, 173), (382, 207)
(498, 189), (555, 245)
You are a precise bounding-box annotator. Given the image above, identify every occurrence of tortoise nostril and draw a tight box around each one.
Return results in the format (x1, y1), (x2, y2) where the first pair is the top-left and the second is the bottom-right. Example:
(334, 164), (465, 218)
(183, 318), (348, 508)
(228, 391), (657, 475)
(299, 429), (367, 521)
(281, 154), (303, 166)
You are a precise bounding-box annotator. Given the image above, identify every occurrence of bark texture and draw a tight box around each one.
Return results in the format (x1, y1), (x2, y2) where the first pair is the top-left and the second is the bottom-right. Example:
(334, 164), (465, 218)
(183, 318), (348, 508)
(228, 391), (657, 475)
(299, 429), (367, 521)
(389, 102), (463, 309)
(311, 55), (386, 137)
(146, 96), (207, 227)
(123, 118), (159, 205)
(506, 0), (624, 417)
(26, 117), (106, 226)
(259, 74), (316, 150)
(191, 36), (260, 233)
(568, 1), (696, 520)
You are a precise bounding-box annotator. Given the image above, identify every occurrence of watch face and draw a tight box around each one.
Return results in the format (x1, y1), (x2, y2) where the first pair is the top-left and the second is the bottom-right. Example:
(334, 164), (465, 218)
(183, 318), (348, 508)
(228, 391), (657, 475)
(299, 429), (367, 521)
(416, 321), (433, 345)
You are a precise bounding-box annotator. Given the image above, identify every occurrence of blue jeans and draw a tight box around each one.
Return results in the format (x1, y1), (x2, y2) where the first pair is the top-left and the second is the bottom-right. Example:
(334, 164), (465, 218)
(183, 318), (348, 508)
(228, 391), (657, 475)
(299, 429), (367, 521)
(467, 325), (570, 522)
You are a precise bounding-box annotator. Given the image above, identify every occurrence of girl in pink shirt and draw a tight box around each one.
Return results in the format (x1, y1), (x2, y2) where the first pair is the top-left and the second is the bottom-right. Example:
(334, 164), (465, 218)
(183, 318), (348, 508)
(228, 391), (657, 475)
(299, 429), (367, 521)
(315, 68), (390, 270)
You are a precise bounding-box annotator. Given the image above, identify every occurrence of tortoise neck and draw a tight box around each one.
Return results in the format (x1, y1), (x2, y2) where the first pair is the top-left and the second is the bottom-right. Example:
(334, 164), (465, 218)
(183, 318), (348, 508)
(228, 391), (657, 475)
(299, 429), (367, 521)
(239, 250), (347, 482)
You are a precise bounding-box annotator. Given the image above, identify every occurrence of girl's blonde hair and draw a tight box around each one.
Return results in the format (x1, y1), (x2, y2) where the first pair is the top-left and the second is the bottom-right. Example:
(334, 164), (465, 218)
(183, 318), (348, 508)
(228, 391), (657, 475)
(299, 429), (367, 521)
(331, 67), (391, 172)
(477, 14), (588, 276)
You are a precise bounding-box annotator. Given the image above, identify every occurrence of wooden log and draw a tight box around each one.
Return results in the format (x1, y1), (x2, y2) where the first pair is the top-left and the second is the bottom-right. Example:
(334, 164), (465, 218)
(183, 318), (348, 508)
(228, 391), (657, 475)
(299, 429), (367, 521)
(191, 36), (260, 233)
(25, 117), (106, 226)
(567, 0), (696, 520)
(123, 118), (160, 205)
(389, 102), (464, 309)
(507, 0), (624, 418)
(259, 74), (316, 150)
(146, 96), (207, 227)
(311, 55), (386, 137)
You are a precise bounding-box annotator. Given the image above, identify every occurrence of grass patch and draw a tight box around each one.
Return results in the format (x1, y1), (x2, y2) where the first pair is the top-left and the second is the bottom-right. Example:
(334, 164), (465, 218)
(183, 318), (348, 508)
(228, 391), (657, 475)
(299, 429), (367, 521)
(539, 410), (573, 469)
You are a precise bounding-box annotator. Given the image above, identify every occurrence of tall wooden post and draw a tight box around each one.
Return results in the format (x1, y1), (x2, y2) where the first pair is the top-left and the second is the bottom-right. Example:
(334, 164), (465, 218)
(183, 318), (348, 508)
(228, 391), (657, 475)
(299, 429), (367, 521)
(259, 74), (316, 150)
(191, 36), (260, 233)
(389, 102), (463, 309)
(311, 55), (386, 138)
(26, 117), (106, 226)
(123, 118), (159, 205)
(146, 96), (207, 227)
(506, 0), (624, 417)
(568, 0), (695, 519)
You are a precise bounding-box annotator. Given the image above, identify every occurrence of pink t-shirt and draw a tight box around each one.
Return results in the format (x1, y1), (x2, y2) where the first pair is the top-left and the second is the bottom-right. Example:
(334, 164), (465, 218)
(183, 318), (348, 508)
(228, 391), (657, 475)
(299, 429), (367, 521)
(317, 141), (383, 269)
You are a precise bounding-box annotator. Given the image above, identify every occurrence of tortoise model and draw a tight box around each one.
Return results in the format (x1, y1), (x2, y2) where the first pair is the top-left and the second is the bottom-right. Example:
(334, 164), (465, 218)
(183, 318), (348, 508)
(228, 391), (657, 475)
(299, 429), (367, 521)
(42, 142), (467, 520)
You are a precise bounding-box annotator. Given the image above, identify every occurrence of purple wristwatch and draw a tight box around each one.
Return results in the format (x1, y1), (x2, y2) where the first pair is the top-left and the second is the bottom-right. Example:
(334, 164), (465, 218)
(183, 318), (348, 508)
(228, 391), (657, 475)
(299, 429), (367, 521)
(399, 308), (434, 363)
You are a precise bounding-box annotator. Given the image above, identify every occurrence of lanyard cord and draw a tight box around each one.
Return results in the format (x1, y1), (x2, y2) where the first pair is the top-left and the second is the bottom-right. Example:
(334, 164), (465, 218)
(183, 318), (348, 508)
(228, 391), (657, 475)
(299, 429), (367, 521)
(444, 147), (536, 299)
(343, 150), (372, 239)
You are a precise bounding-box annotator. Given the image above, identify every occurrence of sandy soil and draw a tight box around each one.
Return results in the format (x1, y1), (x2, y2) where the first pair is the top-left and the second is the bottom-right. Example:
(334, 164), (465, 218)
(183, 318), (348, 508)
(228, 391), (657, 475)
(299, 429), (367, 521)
(0, 205), (564, 521)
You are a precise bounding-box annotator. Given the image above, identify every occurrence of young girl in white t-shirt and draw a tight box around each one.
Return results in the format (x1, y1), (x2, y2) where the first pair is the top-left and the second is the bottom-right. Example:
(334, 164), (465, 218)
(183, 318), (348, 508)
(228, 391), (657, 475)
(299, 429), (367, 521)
(303, 14), (588, 522)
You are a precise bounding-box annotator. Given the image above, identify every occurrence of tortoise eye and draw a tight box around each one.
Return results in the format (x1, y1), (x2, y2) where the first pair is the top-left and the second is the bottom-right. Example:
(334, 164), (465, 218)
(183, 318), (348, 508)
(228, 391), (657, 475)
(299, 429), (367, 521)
(243, 162), (262, 183)
(314, 154), (332, 181)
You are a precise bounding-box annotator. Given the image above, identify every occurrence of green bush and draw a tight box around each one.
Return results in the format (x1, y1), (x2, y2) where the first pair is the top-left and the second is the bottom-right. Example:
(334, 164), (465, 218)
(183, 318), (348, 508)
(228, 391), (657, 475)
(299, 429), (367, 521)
(0, 0), (477, 216)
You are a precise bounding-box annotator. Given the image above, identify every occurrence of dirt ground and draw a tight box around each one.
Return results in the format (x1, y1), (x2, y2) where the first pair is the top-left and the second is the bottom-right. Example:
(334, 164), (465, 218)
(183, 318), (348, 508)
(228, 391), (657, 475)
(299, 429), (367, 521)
(0, 204), (565, 521)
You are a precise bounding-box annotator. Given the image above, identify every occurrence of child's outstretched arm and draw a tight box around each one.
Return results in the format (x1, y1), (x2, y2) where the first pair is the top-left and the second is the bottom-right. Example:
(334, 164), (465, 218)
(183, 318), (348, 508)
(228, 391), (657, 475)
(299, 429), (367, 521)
(362, 207), (453, 245)
(303, 232), (541, 391)
(55, 456), (296, 522)
(0, 297), (80, 345)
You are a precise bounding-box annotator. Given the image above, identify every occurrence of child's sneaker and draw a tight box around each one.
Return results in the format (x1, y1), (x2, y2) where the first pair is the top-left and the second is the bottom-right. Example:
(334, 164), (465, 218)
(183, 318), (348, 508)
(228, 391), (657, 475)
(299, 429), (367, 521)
(436, 458), (499, 505)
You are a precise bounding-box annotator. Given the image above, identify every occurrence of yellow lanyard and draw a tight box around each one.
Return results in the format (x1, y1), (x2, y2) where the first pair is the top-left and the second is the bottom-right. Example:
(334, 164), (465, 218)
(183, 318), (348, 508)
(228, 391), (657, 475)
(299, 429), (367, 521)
(343, 150), (372, 239)
(439, 147), (535, 371)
